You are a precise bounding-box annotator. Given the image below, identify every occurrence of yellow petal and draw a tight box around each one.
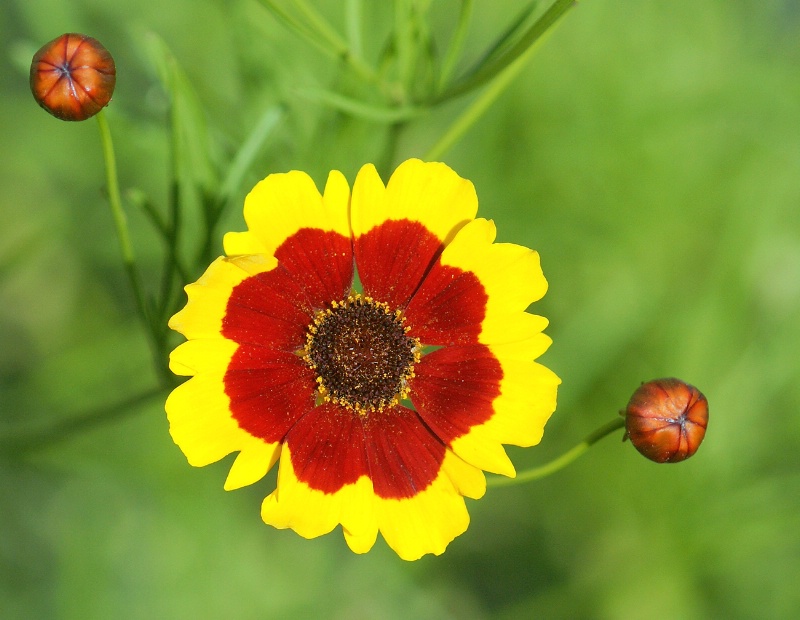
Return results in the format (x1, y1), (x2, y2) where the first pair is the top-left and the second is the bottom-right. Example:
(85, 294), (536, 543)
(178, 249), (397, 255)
(450, 355), (560, 477)
(261, 446), (482, 561)
(447, 431), (517, 478)
(224, 441), (281, 490)
(166, 371), (278, 483)
(350, 159), (478, 245)
(168, 255), (277, 340)
(223, 170), (351, 257)
(376, 450), (477, 561)
(169, 338), (238, 376)
(261, 447), (379, 547)
(437, 217), (549, 347)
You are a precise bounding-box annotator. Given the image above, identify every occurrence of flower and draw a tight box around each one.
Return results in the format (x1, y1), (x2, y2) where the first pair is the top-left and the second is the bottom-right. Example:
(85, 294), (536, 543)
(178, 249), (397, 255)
(30, 33), (116, 121)
(166, 159), (560, 560)
(624, 378), (708, 463)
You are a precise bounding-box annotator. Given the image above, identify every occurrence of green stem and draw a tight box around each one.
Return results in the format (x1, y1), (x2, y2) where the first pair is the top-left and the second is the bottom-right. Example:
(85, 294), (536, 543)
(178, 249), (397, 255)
(425, 0), (577, 160)
(96, 110), (170, 386)
(291, 0), (350, 52)
(0, 387), (163, 454)
(393, 0), (415, 102)
(438, 0), (473, 89)
(295, 87), (422, 122)
(469, 0), (541, 73)
(217, 105), (285, 205)
(128, 191), (192, 285)
(487, 417), (626, 487)
(437, 0), (576, 103)
(377, 121), (404, 180)
(265, 0), (378, 83)
(258, 0), (319, 41)
(344, 0), (364, 60)
(95, 111), (150, 328)
(423, 42), (533, 161)
(158, 90), (183, 318)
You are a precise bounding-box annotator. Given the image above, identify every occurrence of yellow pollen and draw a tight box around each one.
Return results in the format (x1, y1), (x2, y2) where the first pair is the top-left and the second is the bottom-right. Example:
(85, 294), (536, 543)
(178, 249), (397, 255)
(302, 293), (419, 414)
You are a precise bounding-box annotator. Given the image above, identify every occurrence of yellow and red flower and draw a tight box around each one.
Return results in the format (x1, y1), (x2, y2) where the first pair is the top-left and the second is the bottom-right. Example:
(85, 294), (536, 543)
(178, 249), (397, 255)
(166, 159), (559, 560)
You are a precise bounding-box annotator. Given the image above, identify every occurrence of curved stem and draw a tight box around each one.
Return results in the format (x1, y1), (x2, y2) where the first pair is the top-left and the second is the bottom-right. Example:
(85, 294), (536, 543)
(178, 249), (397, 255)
(487, 417), (626, 488)
(345, 0), (364, 60)
(96, 110), (169, 385)
(95, 110), (148, 324)
(438, 0), (473, 90)
(424, 42), (533, 161)
(437, 0), (576, 103)
(377, 121), (404, 180)
(261, 0), (378, 84)
(0, 387), (163, 454)
(294, 0), (377, 83)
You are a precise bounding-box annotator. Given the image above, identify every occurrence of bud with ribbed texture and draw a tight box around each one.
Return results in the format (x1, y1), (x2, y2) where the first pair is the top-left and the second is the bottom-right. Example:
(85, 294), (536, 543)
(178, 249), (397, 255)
(624, 378), (708, 463)
(30, 33), (116, 121)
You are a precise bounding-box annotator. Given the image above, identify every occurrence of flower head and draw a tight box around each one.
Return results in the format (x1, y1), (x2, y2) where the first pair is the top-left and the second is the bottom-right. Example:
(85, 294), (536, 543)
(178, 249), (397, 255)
(166, 159), (560, 560)
(30, 33), (116, 121)
(624, 378), (708, 463)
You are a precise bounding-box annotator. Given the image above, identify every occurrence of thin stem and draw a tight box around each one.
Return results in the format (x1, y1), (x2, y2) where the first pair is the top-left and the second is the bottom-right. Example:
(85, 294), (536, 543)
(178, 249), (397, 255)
(0, 387), (163, 454)
(126, 190), (193, 285)
(345, 0), (364, 60)
(265, 0), (378, 83)
(258, 0), (319, 41)
(488, 417), (626, 488)
(95, 111), (151, 332)
(258, 0), (366, 80)
(469, 0), (541, 73)
(377, 121), (404, 180)
(156, 86), (184, 329)
(393, 0), (414, 101)
(195, 105), (285, 267)
(155, 184), (180, 322)
(424, 42), (533, 161)
(291, 0), (349, 52)
(438, 0), (473, 90)
(130, 190), (168, 236)
(437, 0), (576, 103)
(217, 105), (285, 204)
(96, 110), (172, 386)
(295, 87), (422, 122)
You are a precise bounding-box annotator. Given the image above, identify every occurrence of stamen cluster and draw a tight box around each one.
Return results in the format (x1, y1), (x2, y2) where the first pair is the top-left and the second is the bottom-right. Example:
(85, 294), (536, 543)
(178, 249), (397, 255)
(303, 295), (420, 413)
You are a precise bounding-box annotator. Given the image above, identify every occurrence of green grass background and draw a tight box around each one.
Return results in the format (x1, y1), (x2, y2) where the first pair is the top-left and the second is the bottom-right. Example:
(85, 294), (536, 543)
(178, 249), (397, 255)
(2, 1), (799, 618)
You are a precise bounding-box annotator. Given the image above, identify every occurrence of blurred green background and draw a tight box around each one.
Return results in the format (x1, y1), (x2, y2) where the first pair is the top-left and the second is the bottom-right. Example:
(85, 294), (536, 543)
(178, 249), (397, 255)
(2, 1), (800, 618)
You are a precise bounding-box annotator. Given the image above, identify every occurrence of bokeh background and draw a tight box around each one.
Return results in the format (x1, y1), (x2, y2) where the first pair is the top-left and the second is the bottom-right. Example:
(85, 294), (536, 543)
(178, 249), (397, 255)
(2, 1), (800, 618)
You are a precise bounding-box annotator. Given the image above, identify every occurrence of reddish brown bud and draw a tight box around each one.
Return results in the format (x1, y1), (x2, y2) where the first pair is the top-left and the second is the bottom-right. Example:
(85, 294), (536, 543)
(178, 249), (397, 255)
(624, 378), (708, 463)
(30, 33), (116, 121)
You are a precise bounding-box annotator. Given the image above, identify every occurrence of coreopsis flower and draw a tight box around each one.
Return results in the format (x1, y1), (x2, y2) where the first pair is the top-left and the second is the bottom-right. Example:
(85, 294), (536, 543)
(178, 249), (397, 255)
(624, 378), (708, 463)
(30, 33), (116, 121)
(166, 159), (560, 560)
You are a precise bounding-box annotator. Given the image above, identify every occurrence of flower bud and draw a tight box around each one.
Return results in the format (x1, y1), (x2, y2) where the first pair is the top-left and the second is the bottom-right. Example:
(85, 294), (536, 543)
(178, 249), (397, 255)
(30, 33), (116, 121)
(623, 378), (708, 463)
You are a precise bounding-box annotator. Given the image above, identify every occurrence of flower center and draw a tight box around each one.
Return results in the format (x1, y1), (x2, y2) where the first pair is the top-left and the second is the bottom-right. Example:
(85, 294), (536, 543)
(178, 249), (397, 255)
(303, 295), (420, 413)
